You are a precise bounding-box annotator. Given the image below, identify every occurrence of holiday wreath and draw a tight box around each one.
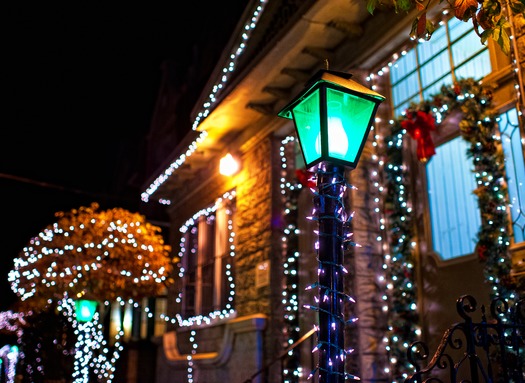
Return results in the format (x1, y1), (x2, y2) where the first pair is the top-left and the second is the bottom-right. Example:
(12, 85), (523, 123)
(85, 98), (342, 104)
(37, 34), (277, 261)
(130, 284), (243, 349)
(383, 77), (518, 380)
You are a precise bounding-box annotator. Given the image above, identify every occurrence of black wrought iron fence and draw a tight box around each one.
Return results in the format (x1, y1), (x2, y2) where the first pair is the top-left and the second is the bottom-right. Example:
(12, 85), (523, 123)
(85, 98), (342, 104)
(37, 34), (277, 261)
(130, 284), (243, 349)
(405, 295), (525, 383)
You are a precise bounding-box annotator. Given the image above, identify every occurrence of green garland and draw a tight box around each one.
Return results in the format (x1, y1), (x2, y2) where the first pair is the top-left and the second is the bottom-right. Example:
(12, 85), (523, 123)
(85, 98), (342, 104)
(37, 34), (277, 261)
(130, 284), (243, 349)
(384, 77), (516, 381)
(384, 109), (419, 382)
(426, 78), (514, 299)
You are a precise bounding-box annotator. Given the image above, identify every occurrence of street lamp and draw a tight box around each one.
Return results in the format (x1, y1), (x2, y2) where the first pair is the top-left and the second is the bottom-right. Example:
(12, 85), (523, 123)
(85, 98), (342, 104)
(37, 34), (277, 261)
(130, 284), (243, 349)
(73, 295), (98, 381)
(74, 298), (98, 322)
(278, 69), (385, 382)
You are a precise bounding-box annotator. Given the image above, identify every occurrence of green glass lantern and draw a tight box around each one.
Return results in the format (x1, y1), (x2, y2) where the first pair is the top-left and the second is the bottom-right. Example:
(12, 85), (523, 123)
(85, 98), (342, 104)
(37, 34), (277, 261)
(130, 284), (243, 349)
(278, 69), (385, 169)
(75, 299), (98, 322)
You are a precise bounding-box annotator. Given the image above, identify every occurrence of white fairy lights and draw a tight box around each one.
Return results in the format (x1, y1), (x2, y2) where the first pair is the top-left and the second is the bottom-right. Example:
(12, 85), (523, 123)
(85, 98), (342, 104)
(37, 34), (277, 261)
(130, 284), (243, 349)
(54, 296), (123, 383)
(142, 0), (268, 203)
(0, 344), (19, 383)
(8, 217), (170, 302)
(279, 136), (304, 382)
(161, 190), (237, 328)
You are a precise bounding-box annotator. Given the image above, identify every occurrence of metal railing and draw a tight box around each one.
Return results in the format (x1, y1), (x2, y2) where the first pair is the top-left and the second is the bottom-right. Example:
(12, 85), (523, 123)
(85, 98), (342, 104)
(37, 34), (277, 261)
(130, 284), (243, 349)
(405, 295), (525, 383)
(242, 328), (316, 383)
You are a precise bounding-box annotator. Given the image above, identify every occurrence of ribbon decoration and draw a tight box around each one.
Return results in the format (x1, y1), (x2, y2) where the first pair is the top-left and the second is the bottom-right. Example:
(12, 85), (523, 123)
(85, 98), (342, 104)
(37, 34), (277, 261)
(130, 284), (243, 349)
(401, 110), (436, 162)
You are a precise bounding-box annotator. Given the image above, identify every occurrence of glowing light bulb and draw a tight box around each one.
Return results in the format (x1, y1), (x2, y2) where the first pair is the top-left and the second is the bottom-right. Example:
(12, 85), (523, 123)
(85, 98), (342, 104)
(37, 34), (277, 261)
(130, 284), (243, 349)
(315, 116), (349, 157)
(219, 153), (239, 176)
(81, 306), (91, 318)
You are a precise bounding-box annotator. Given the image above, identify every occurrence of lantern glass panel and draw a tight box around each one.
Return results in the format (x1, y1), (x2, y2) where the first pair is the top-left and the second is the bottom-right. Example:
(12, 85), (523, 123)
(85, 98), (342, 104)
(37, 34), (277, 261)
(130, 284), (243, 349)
(326, 88), (376, 164)
(291, 91), (321, 166)
(75, 299), (97, 322)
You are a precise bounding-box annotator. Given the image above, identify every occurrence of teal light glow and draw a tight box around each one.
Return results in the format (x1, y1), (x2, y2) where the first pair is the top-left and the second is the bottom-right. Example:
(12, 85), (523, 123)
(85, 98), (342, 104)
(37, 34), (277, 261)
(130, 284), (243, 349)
(278, 70), (385, 169)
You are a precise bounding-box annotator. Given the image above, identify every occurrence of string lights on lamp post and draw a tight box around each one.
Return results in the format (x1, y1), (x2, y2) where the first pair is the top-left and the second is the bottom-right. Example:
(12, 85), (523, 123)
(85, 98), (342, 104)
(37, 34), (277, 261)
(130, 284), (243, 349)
(278, 69), (385, 382)
(73, 295), (99, 383)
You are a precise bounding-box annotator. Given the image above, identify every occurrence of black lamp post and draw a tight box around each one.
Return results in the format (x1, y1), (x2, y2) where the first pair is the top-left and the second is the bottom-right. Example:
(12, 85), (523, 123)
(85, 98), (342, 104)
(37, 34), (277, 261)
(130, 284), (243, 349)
(73, 296), (98, 382)
(278, 69), (385, 382)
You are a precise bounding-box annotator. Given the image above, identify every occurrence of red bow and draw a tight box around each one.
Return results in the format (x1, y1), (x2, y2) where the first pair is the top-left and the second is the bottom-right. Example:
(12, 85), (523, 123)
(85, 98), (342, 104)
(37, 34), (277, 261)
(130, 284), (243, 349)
(401, 110), (436, 162)
(295, 169), (316, 189)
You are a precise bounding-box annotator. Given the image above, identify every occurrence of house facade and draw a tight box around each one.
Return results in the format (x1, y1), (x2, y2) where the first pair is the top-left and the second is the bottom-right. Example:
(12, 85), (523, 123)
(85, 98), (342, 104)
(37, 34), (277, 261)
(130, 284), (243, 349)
(140, 0), (525, 382)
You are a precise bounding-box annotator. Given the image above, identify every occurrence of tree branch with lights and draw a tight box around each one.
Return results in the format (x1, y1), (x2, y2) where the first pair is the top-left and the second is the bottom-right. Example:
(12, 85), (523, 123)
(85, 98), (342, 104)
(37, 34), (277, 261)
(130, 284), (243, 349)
(9, 202), (173, 309)
(366, 0), (525, 54)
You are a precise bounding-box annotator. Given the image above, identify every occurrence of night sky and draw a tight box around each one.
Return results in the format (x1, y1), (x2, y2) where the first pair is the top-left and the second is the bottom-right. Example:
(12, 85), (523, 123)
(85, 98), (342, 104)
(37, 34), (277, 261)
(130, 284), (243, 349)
(1, 2), (247, 310)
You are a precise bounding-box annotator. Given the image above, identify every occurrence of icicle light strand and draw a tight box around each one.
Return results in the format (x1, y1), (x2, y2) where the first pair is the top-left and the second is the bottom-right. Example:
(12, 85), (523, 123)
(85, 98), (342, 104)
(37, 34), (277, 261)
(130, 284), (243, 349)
(160, 190), (237, 328)
(280, 136), (304, 383)
(142, 0), (268, 203)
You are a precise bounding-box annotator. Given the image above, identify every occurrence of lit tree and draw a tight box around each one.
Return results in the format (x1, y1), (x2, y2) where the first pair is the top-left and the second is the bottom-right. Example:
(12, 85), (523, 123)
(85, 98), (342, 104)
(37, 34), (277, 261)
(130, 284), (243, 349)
(8, 203), (173, 383)
(366, 0), (525, 54)
(9, 202), (173, 308)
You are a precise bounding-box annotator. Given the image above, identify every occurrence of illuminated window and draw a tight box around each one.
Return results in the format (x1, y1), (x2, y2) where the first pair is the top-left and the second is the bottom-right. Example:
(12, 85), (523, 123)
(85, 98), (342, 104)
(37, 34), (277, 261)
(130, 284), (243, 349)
(499, 108), (525, 244)
(140, 295), (167, 339)
(181, 197), (236, 317)
(153, 296), (168, 336)
(390, 17), (491, 116)
(426, 137), (481, 260)
(389, 17), (492, 261)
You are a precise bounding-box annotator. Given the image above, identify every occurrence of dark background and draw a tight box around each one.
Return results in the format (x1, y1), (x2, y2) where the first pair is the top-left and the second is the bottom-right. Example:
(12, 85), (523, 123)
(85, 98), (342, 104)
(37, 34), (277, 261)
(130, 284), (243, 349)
(1, 2), (247, 310)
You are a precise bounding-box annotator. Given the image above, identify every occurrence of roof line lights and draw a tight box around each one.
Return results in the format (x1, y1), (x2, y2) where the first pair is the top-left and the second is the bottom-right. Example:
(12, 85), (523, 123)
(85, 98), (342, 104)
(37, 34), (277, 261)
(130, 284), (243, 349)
(142, 0), (268, 203)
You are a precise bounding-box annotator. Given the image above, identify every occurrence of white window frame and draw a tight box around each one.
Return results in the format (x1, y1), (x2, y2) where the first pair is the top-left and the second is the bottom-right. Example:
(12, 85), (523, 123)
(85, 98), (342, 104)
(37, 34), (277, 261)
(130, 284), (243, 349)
(177, 192), (236, 323)
(425, 134), (482, 262)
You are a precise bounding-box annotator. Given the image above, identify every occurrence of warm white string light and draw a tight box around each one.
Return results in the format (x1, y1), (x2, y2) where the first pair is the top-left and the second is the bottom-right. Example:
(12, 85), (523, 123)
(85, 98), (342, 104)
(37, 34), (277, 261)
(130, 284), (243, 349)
(366, 23), (521, 378)
(160, 190), (237, 328)
(58, 296), (123, 383)
(0, 344), (19, 383)
(187, 330), (197, 383)
(279, 136), (304, 382)
(142, 0), (268, 203)
(8, 211), (170, 302)
(153, 191), (237, 383)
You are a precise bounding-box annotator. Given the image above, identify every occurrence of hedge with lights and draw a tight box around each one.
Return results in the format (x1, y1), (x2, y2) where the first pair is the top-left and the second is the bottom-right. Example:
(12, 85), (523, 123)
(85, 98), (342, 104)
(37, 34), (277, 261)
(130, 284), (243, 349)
(16, 302), (76, 383)
(384, 77), (517, 381)
(9, 202), (173, 310)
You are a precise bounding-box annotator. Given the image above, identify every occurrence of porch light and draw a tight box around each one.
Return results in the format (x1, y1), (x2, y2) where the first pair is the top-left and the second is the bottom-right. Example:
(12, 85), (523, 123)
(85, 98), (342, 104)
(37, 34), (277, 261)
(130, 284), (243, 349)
(278, 69), (385, 169)
(220, 153), (240, 176)
(75, 299), (97, 322)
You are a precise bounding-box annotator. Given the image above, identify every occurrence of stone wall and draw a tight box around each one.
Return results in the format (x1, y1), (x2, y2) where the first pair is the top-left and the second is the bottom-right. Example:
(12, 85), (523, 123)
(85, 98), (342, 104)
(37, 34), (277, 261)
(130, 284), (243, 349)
(347, 154), (389, 382)
(235, 136), (274, 317)
(154, 315), (267, 383)
(155, 133), (287, 383)
(234, 135), (286, 382)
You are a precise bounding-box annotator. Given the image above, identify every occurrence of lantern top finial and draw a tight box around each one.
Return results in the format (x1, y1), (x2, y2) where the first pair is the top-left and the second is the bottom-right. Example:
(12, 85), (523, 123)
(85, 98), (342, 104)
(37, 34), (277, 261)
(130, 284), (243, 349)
(278, 70), (385, 120)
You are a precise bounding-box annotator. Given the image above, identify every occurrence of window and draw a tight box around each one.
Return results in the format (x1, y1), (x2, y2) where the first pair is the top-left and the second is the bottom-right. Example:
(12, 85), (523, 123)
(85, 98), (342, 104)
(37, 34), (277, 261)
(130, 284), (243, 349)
(388, 16), (492, 261)
(178, 192), (236, 319)
(390, 16), (491, 117)
(499, 108), (525, 244)
(140, 296), (167, 339)
(426, 137), (481, 260)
